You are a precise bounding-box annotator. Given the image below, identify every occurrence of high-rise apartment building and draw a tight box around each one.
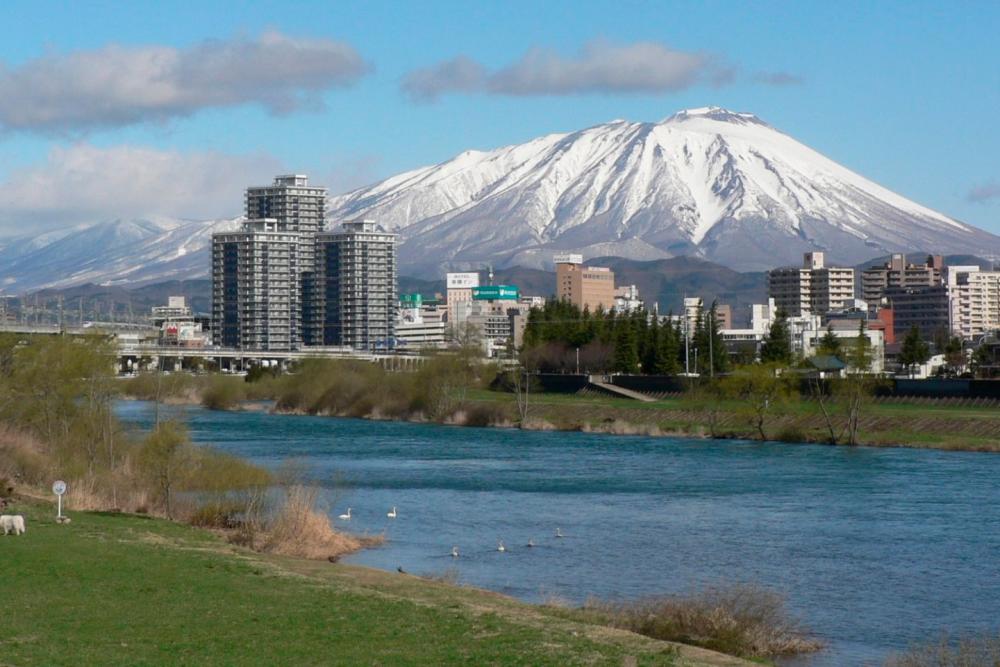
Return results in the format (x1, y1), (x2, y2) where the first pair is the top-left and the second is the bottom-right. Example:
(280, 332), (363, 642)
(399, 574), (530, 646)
(554, 254), (615, 311)
(212, 175), (328, 351)
(861, 254), (943, 306)
(947, 265), (1000, 340)
(312, 220), (397, 350)
(212, 220), (304, 350)
(768, 252), (855, 316)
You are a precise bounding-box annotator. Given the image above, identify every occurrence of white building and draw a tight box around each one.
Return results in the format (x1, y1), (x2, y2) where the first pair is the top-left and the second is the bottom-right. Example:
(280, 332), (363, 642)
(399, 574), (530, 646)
(395, 295), (446, 349)
(947, 265), (1000, 340)
(768, 252), (855, 317)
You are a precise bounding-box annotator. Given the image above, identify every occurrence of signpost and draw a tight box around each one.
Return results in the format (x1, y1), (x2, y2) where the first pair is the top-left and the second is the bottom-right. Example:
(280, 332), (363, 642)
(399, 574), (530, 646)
(53, 480), (67, 522)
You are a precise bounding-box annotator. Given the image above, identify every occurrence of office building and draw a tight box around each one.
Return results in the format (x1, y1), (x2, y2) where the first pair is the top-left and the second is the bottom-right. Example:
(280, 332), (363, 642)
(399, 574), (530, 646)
(313, 220), (397, 350)
(768, 252), (855, 317)
(861, 254), (943, 306)
(555, 254), (616, 311)
(445, 272), (480, 324)
(885, 285), (950, 341)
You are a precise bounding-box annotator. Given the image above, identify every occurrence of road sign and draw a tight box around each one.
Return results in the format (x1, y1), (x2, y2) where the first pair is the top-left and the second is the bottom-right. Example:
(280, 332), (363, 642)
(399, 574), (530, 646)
(53, 480), (67, 520)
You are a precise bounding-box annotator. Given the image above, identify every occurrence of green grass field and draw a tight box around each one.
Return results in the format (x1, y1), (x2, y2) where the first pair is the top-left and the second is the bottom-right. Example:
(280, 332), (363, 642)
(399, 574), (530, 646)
(1, 500), (748, 667)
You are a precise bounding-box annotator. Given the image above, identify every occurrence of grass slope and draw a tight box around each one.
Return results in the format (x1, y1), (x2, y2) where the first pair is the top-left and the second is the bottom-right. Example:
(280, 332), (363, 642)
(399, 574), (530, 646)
(1, 501), (749, 667)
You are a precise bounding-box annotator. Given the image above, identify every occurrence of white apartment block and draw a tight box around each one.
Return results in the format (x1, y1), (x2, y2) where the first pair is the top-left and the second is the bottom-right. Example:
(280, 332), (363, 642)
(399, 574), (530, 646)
(768, 252), (855, 316)
(947, 265), (1000, 340)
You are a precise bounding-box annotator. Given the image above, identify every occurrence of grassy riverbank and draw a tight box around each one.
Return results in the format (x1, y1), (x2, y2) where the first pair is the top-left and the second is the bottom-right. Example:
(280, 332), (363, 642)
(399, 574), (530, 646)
(128, 363), (1000, 452)
(3, 499), (751, 667)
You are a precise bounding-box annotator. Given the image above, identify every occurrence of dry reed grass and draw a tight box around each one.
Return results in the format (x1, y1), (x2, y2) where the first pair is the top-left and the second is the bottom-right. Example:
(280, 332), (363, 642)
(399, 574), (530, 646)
(259, 485), (382, 561)
(586, 583), (823, 660)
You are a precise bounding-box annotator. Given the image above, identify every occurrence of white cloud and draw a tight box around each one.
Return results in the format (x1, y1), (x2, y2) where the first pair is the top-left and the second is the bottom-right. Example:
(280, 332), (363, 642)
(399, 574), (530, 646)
(402, 40), (722, 101)
(0, 143), (284, 234)
(0, 31), (371, 133)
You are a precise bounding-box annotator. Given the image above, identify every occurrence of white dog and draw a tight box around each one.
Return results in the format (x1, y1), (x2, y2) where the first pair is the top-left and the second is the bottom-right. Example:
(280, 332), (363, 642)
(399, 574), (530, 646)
(0, 514), (25, 535)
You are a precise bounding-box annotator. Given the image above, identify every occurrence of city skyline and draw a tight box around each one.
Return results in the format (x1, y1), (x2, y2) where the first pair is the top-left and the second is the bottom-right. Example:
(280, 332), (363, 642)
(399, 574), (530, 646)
(0, 1), (997, 238)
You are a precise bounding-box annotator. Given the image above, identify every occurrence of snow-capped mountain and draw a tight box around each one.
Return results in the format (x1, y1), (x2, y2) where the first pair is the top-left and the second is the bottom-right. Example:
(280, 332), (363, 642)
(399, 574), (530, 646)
(330, 107), (1000, 274)
(0, 216), (240, 292)
(2, 106), (997, 291)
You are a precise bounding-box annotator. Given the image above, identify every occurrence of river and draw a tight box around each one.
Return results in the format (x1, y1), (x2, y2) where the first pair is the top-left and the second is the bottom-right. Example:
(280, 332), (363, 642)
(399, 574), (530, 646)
(118, 401), (1000, 666)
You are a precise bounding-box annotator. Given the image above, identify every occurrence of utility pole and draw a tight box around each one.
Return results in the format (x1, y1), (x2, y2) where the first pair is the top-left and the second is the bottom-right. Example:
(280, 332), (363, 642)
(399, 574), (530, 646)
(709, 310), (715, 379)
(684, 297), (690, 375)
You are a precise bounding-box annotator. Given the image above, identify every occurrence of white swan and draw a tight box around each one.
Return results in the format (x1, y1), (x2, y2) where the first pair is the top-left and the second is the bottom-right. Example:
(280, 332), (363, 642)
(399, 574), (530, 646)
(526, 538), (535, 548)
(497, 540), (506, 552)
(387, 506), (397, 519)
(451, 546), (459, 558)
(338, 508), (352, 521)
(555, 527), (563, 538)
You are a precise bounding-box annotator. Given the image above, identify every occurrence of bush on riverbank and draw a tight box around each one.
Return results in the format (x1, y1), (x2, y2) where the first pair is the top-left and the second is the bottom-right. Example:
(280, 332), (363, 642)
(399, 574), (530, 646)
(884, 632), (1000, 666)
(581, 583), (823, 660)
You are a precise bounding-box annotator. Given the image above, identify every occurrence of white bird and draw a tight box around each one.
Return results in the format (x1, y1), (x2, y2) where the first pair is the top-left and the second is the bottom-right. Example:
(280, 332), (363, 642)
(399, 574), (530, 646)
(497, 540), (506, 552)
(451, 546), (459, 558)
(555, 527), (564, 538)
(526, 538), (535, 548)
(338, 508), (352, 521)
(387, 506), (397, 519)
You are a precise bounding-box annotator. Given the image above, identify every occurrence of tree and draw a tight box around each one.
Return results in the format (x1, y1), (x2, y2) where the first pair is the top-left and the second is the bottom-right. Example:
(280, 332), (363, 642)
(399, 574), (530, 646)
(836, 319), (878, 445)
(760, 310), (792, 365)
(898, 325), (931, 376)
(720, 363), (793, 440)
(817, 325), (842, 359)
(139, 420), (193, 519)
(613, 320), (639, 373)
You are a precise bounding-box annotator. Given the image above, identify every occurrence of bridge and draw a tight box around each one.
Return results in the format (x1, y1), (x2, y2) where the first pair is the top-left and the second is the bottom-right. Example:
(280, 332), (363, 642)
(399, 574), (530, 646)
(0, 323), (427, 372)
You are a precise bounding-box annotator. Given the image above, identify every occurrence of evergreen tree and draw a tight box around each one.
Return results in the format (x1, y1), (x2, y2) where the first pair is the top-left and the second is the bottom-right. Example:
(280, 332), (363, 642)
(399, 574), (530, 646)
(817, 324), (842, 359)
(612, 321), (639, 373)
(706, 301), (730, 375)
(898, 325), (931, 376)
(643, 316), (661, 374)
(760, 310), (793, 365)
(846, 319), (872, 372)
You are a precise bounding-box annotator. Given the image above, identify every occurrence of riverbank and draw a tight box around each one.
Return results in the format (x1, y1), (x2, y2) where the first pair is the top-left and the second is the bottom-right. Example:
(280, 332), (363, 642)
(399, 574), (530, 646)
(196, 389), (1000, 452)
(3, 498), (751, 667)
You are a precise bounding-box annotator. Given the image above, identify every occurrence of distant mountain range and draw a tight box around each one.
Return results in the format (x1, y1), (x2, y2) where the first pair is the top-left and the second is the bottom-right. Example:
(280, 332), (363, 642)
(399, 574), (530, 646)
(2, 106), (999, 292)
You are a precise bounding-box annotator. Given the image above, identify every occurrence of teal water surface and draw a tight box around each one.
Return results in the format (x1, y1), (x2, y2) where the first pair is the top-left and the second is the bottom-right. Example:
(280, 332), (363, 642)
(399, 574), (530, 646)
(118, 401), (1000, 666)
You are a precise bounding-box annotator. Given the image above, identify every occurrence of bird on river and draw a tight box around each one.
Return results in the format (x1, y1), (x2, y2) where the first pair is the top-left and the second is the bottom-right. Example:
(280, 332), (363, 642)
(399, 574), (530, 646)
(451, 546), (459, 558)
(526, 538), (535, 548)
(387, 506), (397, 519)
(555, 527), (564, 538)
(497, 541), (506, 552)
(338, 508), (352, 521)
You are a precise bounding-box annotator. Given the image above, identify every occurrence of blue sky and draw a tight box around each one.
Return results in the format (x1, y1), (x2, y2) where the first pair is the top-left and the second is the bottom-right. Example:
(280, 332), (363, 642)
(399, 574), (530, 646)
(0, 0), (998, 235)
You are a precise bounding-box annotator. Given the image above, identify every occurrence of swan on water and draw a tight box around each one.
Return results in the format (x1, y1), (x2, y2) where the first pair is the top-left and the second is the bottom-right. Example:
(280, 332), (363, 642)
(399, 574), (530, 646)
(555, 527), (563, 538)
(338, 508), (352, 521)
(451, 546), (459, 558)
(497, 541), (506, 552)
(526, 538), (535, 548)
(387, 506), (397, 519)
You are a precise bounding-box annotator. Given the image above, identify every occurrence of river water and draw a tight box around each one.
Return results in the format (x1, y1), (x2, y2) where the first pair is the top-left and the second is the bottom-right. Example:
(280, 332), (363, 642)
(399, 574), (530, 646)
(118, 402), (1000, 666)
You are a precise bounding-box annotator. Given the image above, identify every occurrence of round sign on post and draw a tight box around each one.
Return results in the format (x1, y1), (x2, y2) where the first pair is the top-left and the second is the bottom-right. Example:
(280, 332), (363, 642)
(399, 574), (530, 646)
(53, 480), (68, 523)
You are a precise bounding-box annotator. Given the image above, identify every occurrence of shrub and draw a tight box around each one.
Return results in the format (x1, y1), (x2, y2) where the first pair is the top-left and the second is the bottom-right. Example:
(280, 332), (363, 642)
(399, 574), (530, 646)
(586, 583), (822, 660)
(884, 632), (1000, 666)
(261, 484), (376, 560)
(201, 376), (245, 410)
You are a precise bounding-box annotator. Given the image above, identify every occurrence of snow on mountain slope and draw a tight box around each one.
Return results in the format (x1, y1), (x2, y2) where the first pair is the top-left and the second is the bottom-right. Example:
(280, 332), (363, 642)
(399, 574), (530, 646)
(330, 107), (999, 274)
(0, 217), (240, 292)
(2, 107), (997, 291)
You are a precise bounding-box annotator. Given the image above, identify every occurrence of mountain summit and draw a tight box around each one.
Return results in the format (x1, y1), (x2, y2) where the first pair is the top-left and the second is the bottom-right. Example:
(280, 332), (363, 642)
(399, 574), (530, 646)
(330, 108), (999, 274)
(2, 108), (998, 291)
